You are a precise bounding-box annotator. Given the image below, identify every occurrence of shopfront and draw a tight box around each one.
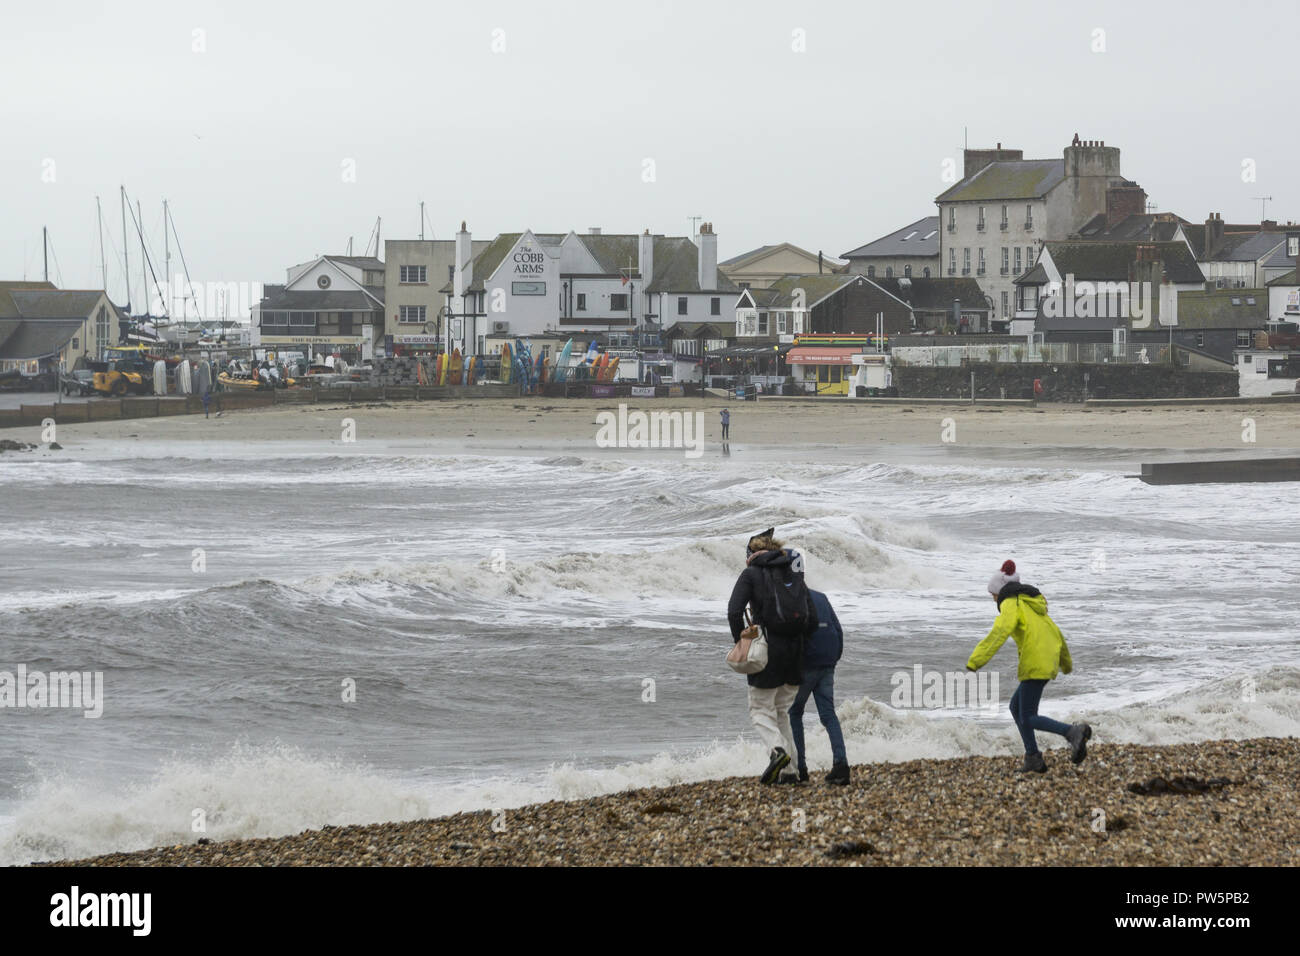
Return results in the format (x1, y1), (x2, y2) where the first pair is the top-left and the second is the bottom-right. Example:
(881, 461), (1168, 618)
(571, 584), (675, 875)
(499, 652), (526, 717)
(785, 346), (863, 396)
(257, 333), (370, 364)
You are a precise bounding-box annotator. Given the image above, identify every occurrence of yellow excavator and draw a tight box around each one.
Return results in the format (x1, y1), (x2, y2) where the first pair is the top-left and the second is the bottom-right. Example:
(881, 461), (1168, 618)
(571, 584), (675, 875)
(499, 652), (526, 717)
(92, 345), (156, 397)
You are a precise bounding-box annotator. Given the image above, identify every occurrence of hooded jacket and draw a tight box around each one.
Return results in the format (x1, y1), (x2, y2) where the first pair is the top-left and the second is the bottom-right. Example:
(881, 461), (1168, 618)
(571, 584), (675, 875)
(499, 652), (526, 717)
(805, 590), (843, 670)
(727, 549), (818, 688)
(966, 582), (1073, 681)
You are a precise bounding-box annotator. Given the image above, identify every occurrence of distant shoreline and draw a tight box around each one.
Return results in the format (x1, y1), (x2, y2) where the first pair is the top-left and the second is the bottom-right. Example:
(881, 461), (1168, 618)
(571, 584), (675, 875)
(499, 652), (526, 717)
(35, 738), (1299, 867)
(8, 397), (1300, 454)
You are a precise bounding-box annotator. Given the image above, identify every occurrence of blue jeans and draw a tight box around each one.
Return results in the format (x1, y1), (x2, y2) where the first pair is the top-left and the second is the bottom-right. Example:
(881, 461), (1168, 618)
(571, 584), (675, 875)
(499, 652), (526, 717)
(789, 665), (847, 771)
(1009, 679), (1072, 755)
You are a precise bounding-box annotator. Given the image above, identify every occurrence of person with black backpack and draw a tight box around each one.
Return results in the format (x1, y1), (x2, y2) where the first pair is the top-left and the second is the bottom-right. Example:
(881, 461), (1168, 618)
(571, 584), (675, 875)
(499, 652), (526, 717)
(727, 528), (819, 784)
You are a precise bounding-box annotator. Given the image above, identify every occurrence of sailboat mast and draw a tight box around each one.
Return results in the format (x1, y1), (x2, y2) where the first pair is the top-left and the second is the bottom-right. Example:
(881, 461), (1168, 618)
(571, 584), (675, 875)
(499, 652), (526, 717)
(137, 199), (147, 318)
(43, 227), (48, 283)
(96, 196), (107, 292)
(164, 199), (171, 321)
(120, 186), (131, 313)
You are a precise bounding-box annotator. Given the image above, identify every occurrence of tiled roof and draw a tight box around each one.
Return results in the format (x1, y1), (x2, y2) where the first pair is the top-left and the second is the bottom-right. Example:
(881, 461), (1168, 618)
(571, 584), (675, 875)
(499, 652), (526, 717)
(1043, 241), (1204, 284)
(936, 159), (1064, 203)
(1175, 290), (1268, 329)
(870, 276), (990, 312)
(720, 245), (775, 267)
(1211, 232), (1285, 262)
(0, 318), (84, 359)
(645, 237), (738, 294)
(1, 289), (104, 320)
(258, 285), (382, 311)
(841, 217), (940, 259)
(325, 255), (385, 270)
(762, 274), (863, 308)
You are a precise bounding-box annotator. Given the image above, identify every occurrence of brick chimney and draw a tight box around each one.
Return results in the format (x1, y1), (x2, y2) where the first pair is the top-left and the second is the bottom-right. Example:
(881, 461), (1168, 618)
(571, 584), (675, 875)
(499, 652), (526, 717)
(697, 222), (718, 291)
(1289, 228), (1300, 277)
(963, 142), (1023, 181)
(1106, 180), (1147, 228)
(1204, 213), (1225, 259)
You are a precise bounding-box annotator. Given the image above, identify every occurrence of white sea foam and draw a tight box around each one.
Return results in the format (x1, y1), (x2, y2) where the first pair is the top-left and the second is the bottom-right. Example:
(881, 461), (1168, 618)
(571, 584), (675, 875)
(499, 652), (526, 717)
(4, 668), (1296, 865)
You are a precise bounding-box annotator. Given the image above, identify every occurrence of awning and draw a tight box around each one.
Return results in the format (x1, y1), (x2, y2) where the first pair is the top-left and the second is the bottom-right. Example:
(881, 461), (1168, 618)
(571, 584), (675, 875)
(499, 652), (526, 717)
(711, 345), (792, 358)
(786, 346), (863, 365)
(259, 335), (363, 346)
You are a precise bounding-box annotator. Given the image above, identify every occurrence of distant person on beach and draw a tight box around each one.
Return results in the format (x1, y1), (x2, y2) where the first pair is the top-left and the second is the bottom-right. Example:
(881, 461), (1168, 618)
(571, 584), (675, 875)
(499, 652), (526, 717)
(720, 408), (730, 440)
(201, 389), (211, 418)
(966, 560), (1091, 774)
(727, 529), (818, 784)
(790, 588), (849, 785)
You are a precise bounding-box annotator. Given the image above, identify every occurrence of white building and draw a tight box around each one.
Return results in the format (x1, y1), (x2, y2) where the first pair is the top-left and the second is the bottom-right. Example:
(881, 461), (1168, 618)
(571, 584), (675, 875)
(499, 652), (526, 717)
(252, 255), (384, 361)
(937, 138), (1130, 324)
(443, 223), (740, 357)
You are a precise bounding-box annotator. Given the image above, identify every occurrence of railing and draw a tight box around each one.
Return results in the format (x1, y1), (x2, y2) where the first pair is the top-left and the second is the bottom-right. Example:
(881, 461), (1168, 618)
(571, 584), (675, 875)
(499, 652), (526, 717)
(892, 342), (1183, 367)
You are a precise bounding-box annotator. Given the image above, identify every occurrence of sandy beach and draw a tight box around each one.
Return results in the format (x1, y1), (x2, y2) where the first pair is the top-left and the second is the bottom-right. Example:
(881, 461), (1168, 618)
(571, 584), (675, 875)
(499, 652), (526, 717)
(5, 397), (1300, 457)
(39, 738), (1298, 867)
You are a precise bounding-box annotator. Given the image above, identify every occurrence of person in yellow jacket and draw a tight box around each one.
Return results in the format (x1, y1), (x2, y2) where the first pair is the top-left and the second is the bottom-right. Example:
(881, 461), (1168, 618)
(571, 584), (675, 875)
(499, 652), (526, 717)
(966, 560), (1092, 773)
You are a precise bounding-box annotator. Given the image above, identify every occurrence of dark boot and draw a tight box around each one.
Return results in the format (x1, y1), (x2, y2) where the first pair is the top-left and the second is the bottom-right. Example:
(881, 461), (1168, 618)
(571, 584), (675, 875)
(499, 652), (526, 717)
(825, 762), (850, 785)
(1017, 752), (1047, 774)
(761, 747), (790, 785)
(1066, 723), (1092, 765)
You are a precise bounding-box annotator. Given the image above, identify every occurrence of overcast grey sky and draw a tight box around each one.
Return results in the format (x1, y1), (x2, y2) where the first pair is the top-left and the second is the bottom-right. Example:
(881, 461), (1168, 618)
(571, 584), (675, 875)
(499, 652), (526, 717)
(3, 0), (1296, 316)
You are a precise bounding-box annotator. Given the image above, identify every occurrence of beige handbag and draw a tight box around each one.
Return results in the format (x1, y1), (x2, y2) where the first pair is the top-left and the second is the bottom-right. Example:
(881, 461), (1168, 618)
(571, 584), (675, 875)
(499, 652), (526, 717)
(727, 622), (768, 675)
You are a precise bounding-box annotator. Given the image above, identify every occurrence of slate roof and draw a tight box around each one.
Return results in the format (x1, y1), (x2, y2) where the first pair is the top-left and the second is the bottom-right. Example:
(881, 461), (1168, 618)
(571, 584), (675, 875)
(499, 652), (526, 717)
(760, 274), (863, 308)
(1175, 291), (1268, 329)
(645, 237), (738, 294)
(841, 217), (941, 259)
(1042, 242), (1204, 284)
(4, 289), (105, 319)
(936, 159), (1064, 203)
(870, 276), (990, 313)
(443, 232), (738, 294)
(1181, 225), (1281, 260)
(0, 318), (20, 350)
(1080, 214), (1186, 242)
(578, 234), (641, 275)
(1266, 269), (1296, 286)
(0, 318), (84, 359)
(736, 287), (782, 308)
(258, 285), (383, 311)
(1264, 245), (1297, 269)
(324, 255), (385, 271)
(1017, 263), (1050, 285)
(661, 321), (730, 339)
(720, 245), (775, 267)
(1212, 232), (1285, 262)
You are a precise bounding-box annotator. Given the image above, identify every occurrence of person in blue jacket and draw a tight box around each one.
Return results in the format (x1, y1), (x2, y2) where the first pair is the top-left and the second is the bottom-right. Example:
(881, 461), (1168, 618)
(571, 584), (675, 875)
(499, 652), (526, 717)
(789, 588), (849, 784)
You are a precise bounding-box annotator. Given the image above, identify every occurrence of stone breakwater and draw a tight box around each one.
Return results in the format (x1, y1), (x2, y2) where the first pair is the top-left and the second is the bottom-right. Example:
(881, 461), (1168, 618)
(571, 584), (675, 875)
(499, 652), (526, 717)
(38, 739), (1300, 867)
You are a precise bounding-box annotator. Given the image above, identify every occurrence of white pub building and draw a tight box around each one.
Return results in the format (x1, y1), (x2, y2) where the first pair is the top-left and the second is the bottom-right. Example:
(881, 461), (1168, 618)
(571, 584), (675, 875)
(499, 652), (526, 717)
(442, 222), (740, 361)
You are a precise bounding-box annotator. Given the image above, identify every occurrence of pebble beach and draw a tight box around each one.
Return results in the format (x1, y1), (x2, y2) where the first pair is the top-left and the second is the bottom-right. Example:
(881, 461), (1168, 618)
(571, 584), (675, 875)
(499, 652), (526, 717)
(40, 738), (1299, 867)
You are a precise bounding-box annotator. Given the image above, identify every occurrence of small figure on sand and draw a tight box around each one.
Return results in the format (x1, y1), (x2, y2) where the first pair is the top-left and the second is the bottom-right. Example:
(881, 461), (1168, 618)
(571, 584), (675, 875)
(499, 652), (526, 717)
(966, 560), (1091, 773)
(727, 528), (819, 784)
(720, 408), (730, 441)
